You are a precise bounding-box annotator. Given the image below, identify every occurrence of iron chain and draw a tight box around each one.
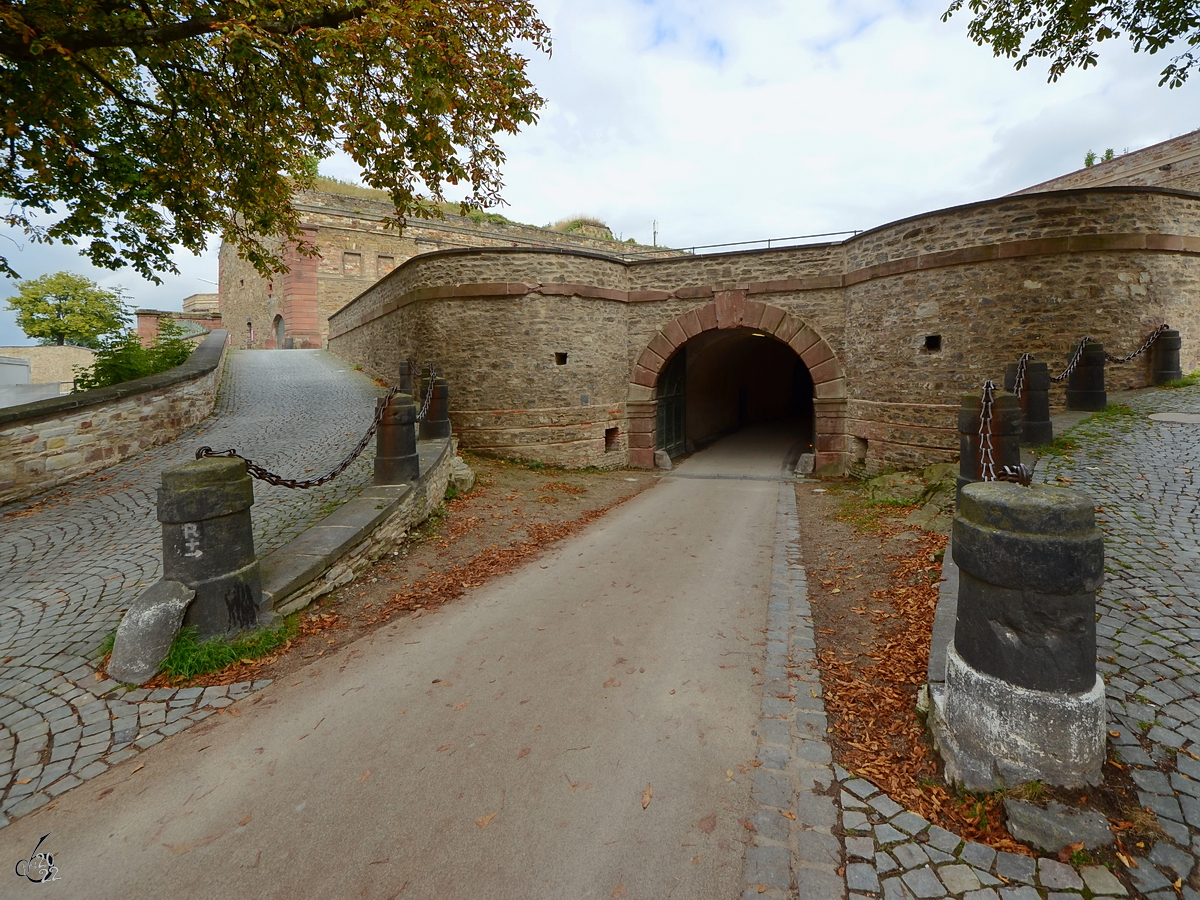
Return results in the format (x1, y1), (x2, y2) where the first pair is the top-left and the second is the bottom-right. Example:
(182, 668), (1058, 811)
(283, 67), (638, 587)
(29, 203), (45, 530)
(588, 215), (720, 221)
(1103, 322), (1168, 364)
(978, 380), (997, 482)
(1012, 352), (1032, 398)
(1050, 337), (1095, 383)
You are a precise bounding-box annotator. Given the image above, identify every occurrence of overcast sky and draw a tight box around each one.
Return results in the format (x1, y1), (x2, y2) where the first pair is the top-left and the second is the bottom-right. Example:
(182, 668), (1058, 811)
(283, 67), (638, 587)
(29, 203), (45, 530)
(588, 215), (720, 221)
(3, 0), (1198, 345)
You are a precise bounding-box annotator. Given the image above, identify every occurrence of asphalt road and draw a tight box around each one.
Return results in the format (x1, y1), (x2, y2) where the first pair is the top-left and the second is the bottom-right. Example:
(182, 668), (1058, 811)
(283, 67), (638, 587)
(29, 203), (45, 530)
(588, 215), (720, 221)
(3, 425), (800, 899)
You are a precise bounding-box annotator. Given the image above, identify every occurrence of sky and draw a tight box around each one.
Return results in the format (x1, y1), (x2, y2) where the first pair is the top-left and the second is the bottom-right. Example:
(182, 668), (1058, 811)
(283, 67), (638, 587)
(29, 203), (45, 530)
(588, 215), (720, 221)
(3, 0), (1199, 345)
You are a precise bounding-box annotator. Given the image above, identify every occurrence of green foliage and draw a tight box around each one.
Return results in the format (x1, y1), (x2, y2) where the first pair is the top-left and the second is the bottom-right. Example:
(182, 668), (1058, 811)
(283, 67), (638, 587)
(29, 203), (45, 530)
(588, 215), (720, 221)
(1084, 150), (1097, 167)
(0, 1), (551, 281)
(5, 271), (128, 346)
(73, 316), (195, 390)
(943, 0), (1200, 87)
(1163, 368), (1200, 388)
(157, 618), (298, 681)
(1033, 433), (1078, 457)
(1087, 403), (1136, 422)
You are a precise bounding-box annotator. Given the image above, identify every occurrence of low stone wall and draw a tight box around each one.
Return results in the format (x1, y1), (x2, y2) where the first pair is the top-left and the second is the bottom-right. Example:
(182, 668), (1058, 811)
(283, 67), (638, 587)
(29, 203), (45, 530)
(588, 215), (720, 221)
(0, 331), (229, 507)
(266, 438), (454, 614)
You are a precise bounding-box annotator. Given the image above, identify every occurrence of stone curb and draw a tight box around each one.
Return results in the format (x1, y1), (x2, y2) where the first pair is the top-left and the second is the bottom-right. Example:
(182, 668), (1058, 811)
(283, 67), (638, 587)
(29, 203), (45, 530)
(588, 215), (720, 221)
(265, 437), (452, 614)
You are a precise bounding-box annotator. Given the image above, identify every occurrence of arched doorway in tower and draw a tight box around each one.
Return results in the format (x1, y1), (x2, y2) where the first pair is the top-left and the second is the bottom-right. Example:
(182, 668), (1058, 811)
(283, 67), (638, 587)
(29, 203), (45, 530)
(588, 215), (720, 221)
(273, 315), (285, 350)
(654, 328), (814, 460)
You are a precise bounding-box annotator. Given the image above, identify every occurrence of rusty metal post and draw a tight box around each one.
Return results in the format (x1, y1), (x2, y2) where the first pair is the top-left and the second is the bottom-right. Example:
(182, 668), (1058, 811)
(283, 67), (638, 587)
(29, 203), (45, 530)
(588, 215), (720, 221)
(374, 392), (419, 484)
(1152, 329), (1183, 385)
(419, 377), (451, 440)
(1066, 342), (1106, 411)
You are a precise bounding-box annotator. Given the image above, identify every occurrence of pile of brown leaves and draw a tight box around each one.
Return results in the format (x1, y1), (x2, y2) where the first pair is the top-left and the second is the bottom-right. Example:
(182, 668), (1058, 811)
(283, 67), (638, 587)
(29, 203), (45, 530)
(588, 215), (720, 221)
(817, 521), (1030, 852)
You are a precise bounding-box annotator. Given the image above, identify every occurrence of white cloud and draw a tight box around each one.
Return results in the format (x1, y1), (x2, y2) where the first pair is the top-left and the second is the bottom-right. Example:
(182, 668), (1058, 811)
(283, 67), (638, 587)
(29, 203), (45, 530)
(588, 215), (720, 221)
(2, 0), (1197, 344)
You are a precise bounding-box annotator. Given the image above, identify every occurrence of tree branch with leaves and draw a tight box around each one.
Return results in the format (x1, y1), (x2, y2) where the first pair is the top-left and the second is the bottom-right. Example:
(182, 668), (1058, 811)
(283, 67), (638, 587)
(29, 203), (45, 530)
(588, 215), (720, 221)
(943, 0), (1200, 87)
(0, 0), (551, 280)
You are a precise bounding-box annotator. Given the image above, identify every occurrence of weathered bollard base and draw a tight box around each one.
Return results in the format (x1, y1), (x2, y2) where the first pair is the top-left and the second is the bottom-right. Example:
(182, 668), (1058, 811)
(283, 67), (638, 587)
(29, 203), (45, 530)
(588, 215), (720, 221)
(108, 580), (195, 685)
(181, 559), (274, 638)
(931, 645), (1106, 791)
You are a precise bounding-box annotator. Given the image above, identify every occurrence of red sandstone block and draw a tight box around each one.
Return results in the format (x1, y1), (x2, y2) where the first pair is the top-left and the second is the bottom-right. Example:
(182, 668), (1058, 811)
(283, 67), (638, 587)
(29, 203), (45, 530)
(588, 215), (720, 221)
(918, 245), (997, 270)
(637, 347), (665, 373)
(814, 377), (847, 400)
(680, 309), (702, 338)
(758, 305), (786, 333)
(773, 315), (802, 343)
(628, 290), (672, 302)
(808, 357), (843, 384)
(867, 256), (919, 279)
(649, 331), (675, 360)
(674, 285), (714, 300)
(1182, 236), (1200, 253)
(663, 318), (688, 348)
(1069, 233), (1145, 252)
(626, 400), (658, 417)
(995, 237), (1070, 259)
(697, 303), (718, 331)
(843, 268), (872, 286)
(628, 416), (656, 433)
(632, 365), (657, 388)
(800, 338), (834, 367)
(628, 432), (654, 449)
(1145, 234), (1184, 251)
(789, 327), (820, 356)
(742, 301), (767, 329)
(629, 448), (654, 468)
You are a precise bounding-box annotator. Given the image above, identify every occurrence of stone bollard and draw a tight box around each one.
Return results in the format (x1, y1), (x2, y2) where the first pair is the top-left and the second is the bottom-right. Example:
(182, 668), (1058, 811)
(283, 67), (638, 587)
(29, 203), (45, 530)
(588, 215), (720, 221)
(1151, 329), (1183, 385)
(158, 456), (273, 640)
(374, 392), (420, 484)
(930, 481), (1106, 790)
(1004, 360), (1053, 446)
(418, 377), (451, 440)
(398, 359), (417, 396)
(956, 391), (1022, 500)
(1066, 341), (1106, 411)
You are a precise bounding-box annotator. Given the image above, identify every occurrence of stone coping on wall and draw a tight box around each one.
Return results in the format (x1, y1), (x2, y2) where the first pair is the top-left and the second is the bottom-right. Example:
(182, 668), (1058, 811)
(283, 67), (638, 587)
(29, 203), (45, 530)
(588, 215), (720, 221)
(0, 330), (229, 428)
(263, 437), (452, 615)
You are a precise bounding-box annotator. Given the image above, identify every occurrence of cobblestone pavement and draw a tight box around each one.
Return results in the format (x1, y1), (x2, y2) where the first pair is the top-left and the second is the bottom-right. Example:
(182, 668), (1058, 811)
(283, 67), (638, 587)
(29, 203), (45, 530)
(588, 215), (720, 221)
(0, 350), (383, 827)
(757, 383), (1200, 899)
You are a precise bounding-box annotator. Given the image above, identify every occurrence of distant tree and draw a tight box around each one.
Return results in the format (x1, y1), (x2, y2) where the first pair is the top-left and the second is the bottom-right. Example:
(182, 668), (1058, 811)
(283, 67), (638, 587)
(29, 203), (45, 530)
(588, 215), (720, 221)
(74, 316), (194, 390)
(943, 0), (1200, 87)
(0, 1), (550, 281)
(5, 271), (128, 346)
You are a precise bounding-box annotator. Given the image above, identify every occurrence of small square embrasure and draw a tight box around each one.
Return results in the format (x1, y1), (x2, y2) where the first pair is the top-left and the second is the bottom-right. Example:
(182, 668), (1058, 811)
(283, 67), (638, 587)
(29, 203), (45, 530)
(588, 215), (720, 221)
(555, 352), (568, 365)
(924, 335), (942, 352)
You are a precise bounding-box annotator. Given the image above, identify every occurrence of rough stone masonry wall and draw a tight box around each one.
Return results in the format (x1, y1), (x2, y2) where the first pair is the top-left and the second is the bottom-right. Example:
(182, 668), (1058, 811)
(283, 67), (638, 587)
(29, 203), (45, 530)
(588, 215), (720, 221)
(329, 188), (1200, 473)
(1016, 129), (1200, 195)
(0, 332), (228, 506)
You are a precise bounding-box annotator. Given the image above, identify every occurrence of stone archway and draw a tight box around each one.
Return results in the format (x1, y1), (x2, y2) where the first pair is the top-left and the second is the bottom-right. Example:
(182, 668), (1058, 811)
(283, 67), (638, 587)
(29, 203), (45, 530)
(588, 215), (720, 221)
(626, 292), (848, 474)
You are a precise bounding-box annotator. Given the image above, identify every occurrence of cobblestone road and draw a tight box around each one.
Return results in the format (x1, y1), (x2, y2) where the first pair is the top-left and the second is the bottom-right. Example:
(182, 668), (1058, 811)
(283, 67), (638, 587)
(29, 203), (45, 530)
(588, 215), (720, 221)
(0, 350), (382, 827)
(777, 383), (1200, 900)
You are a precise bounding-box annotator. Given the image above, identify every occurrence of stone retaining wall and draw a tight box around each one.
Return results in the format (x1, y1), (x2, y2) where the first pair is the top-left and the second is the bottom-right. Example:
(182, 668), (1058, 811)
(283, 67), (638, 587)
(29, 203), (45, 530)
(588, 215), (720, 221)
(328, 188), (1200, 474)
(0, 331), (229, 506)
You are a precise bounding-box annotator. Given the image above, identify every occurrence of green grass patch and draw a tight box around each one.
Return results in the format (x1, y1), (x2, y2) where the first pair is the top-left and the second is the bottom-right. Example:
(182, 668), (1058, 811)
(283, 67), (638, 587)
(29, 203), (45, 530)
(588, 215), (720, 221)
(833, 487), (918, 533)
(157, 616), (299, 681)
(1033, 433), (1078, 457)
(1086, 403), (1136, 422)
(1162, 368), (1200, 389)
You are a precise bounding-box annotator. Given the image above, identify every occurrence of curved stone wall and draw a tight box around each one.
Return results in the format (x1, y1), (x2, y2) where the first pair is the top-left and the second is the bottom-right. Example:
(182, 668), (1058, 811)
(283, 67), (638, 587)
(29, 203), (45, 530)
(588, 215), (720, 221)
(328, 188), (1200, 473)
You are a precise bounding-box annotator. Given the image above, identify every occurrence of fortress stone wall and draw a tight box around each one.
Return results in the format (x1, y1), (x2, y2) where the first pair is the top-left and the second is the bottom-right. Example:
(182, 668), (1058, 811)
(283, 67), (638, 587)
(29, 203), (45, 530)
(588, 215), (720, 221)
(218, 190), (666, 351)
(328, 187), (1200, 474)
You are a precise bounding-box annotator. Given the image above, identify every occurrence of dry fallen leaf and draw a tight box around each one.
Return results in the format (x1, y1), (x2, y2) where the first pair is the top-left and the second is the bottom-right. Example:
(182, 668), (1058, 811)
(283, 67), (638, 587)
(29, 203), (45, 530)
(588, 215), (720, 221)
(612, 880), (627, 899)
(1056, 841), (1084, 863)
(476, 812), (497, 828)
(697, 813), (717, 834)
(14, 778), (30, 785)
(641, 784), (653, 809)
(361, 770), (372, 782)
(238, 813), (252, 827)
(454, 701), (469, 711)
(781, 811), (796, 820)
(517, 748), (531, 760)
(603, 678), (621, 688)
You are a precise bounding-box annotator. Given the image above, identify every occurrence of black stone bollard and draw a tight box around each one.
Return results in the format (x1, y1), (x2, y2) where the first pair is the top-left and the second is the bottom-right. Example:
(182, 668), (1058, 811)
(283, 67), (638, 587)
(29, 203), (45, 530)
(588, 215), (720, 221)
(1151, 329), (1183, 385)
(931, 482), (1106, 790)
(398, 359), (417, 396)
(418, 377), (451, 440)
(157, 457), (272, 640)
(1004, 361), (1053, 446)
(956, 392), (1022, 500)
(1066, 342), (1106, 411)
(374, 392), (420, 484)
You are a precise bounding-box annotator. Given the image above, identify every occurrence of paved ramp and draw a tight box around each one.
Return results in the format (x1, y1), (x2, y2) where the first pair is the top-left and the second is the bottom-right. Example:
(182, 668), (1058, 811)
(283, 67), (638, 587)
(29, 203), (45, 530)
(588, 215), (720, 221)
(1, 424), (804, 898)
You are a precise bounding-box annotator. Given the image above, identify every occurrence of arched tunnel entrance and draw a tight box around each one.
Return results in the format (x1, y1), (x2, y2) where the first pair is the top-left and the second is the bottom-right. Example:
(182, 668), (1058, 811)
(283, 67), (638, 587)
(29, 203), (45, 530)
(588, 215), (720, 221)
(655, 328), (815, 459)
